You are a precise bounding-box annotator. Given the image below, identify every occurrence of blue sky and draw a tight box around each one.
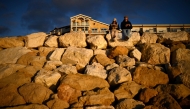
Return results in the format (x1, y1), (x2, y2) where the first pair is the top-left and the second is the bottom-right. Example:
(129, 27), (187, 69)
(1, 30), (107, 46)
(0, 0), (190, 37)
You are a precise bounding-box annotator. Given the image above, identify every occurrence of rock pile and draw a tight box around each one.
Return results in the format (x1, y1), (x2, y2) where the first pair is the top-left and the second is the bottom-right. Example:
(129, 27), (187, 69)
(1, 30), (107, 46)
(0, 31), (190, 109)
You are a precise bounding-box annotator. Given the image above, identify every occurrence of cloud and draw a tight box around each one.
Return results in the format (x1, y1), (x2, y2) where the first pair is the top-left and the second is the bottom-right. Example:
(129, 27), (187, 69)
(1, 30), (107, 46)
(21, 0), (69, 32)
(0, 26), (10, 35)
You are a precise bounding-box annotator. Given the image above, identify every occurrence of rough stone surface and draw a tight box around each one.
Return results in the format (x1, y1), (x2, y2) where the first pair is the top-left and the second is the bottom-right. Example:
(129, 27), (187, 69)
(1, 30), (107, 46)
(44, 36), (58, 47)
(43, 60), (62, 71)
(34, 69), (61, 89)
(55, 64), (78, 75)
(49, 48), (65, 61)
(0, 66), (38, 89)
(85, 106), (115, 109)
(26, 32), (47, 48)
(18, 83), (53, 104)
(60, 74), (109, 91)
(4, 104), (49, 109)
(0, 37), (24, 48)
(115, 99), (145, 109)
(46, 98), (70, 109)
(38, 47), (56, 57)
(59, 31), (87, 47)
(170, 43), (186, 52)
(139, 88), (158, 103)
(140, 33), (158, 44)
(85, 62), (107, 79)
(93, 49), (107, 56)
(152, 93), (182, 109)
(108, 46), (129, 59)
(0, 47), (31, 64)
(130, 48), (142, 61)
(159, 31), (190, 43)
(114, 81), (142, 100)
(79, 87), (115, 106)
(0, 64), (25, 80)
(91, 54), (115, 66)
(57, 84), (81, 104)
(108, 67), (132, 86)
(106, 63), (119, 71)
(106, 32), (140, 47)
(87, 35), (107, 49)
(116, 55), (136, 67)
(17, 53), (46, 68)
(179, 96), (190, 109)
(133, 66), (169, 87)
(61, 47), (93, 71)
(0, 84), (26, 107)
(155, 84), (190, 100)
(172, 48), (190, 88)
(141, 43), (170, 64)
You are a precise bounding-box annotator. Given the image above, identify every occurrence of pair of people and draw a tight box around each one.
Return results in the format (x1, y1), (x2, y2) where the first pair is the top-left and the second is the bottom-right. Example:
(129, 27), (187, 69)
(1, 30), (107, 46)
(109, 16), (132, 41)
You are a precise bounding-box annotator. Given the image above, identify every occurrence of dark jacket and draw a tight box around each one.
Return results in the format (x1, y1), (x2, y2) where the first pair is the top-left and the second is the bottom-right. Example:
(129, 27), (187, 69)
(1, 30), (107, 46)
(121, 20), (132, 29)
(109, 22), (120, 30)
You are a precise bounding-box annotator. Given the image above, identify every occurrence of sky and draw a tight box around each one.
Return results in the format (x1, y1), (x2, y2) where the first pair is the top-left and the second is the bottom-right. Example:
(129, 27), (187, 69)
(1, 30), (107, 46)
(0, 0), (190, 37)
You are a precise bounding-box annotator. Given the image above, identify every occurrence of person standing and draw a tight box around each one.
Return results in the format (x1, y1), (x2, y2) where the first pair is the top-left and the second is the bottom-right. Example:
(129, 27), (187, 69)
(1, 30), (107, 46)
(109, 18), (120, 41)
(121, 16), (132, 40)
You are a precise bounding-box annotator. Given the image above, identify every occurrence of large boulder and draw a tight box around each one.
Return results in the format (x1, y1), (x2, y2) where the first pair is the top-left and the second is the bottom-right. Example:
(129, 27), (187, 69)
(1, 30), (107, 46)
(139, 88), (158, 103)
(87, 35), (107, 49)
(91, 54), (115, 66)
(171, 48), (190, 66)
(0, 37), (24, 48)
(26, 32), (47, 48)
(0, 47), (31, 64)
(141, 43), (170, 65)
(116, 55), (136, 67)
(140, 33), (158, 44)
(106, 32), (140, 47)
(46, 98), (70, 109)
(55, 64), (78, 75)
(44, 36), (58, 47)
(152, 93), (182, 109)
(0, 64), (25, 80)
(0, 84), (26, 107)
(133, 66), (169, 87)
(61, 47), (93, 71)
(130, 48), (142, 61)
(85, 106), (114, 109)
(49, 48), (66, 61)
(0, 66), (39, 89)
(57, 84), (81, 104)
(38, 47), (56, 57)
(34, 69), (61, 89)
(18, 83), (53, 104)
(114, 81), (142, 100)
(4, 104), (49, 109)
(17, 52), (46, 68)
(155, 84), (190, 100)
(60, 74), (109, 91)
(93, 49), (107, 56)
(78, 87), (115, 106)
(59, 31), (87, 48)
(115, 99), (145, 109)
(85, 62), (107, 79)
(158, 31), (190, 43)
(108, 67), (132, 86)
(108, 46), (129, 59)
(43, 60), (62, 71)
(172, 48), (190, 88)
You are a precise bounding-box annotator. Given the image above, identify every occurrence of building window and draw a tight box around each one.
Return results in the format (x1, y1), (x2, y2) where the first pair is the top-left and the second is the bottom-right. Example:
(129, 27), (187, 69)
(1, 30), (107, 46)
(92, 28), (97, 33)
(101, 28), (107, 33)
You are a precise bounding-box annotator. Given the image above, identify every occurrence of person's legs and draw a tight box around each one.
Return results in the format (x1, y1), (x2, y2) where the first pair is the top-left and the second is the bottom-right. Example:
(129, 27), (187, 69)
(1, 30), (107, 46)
(126, 29), (131, 38)
(122, 29), (127, 40)
(111, 30), (115, 41)
(114, 30), (118, 41)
